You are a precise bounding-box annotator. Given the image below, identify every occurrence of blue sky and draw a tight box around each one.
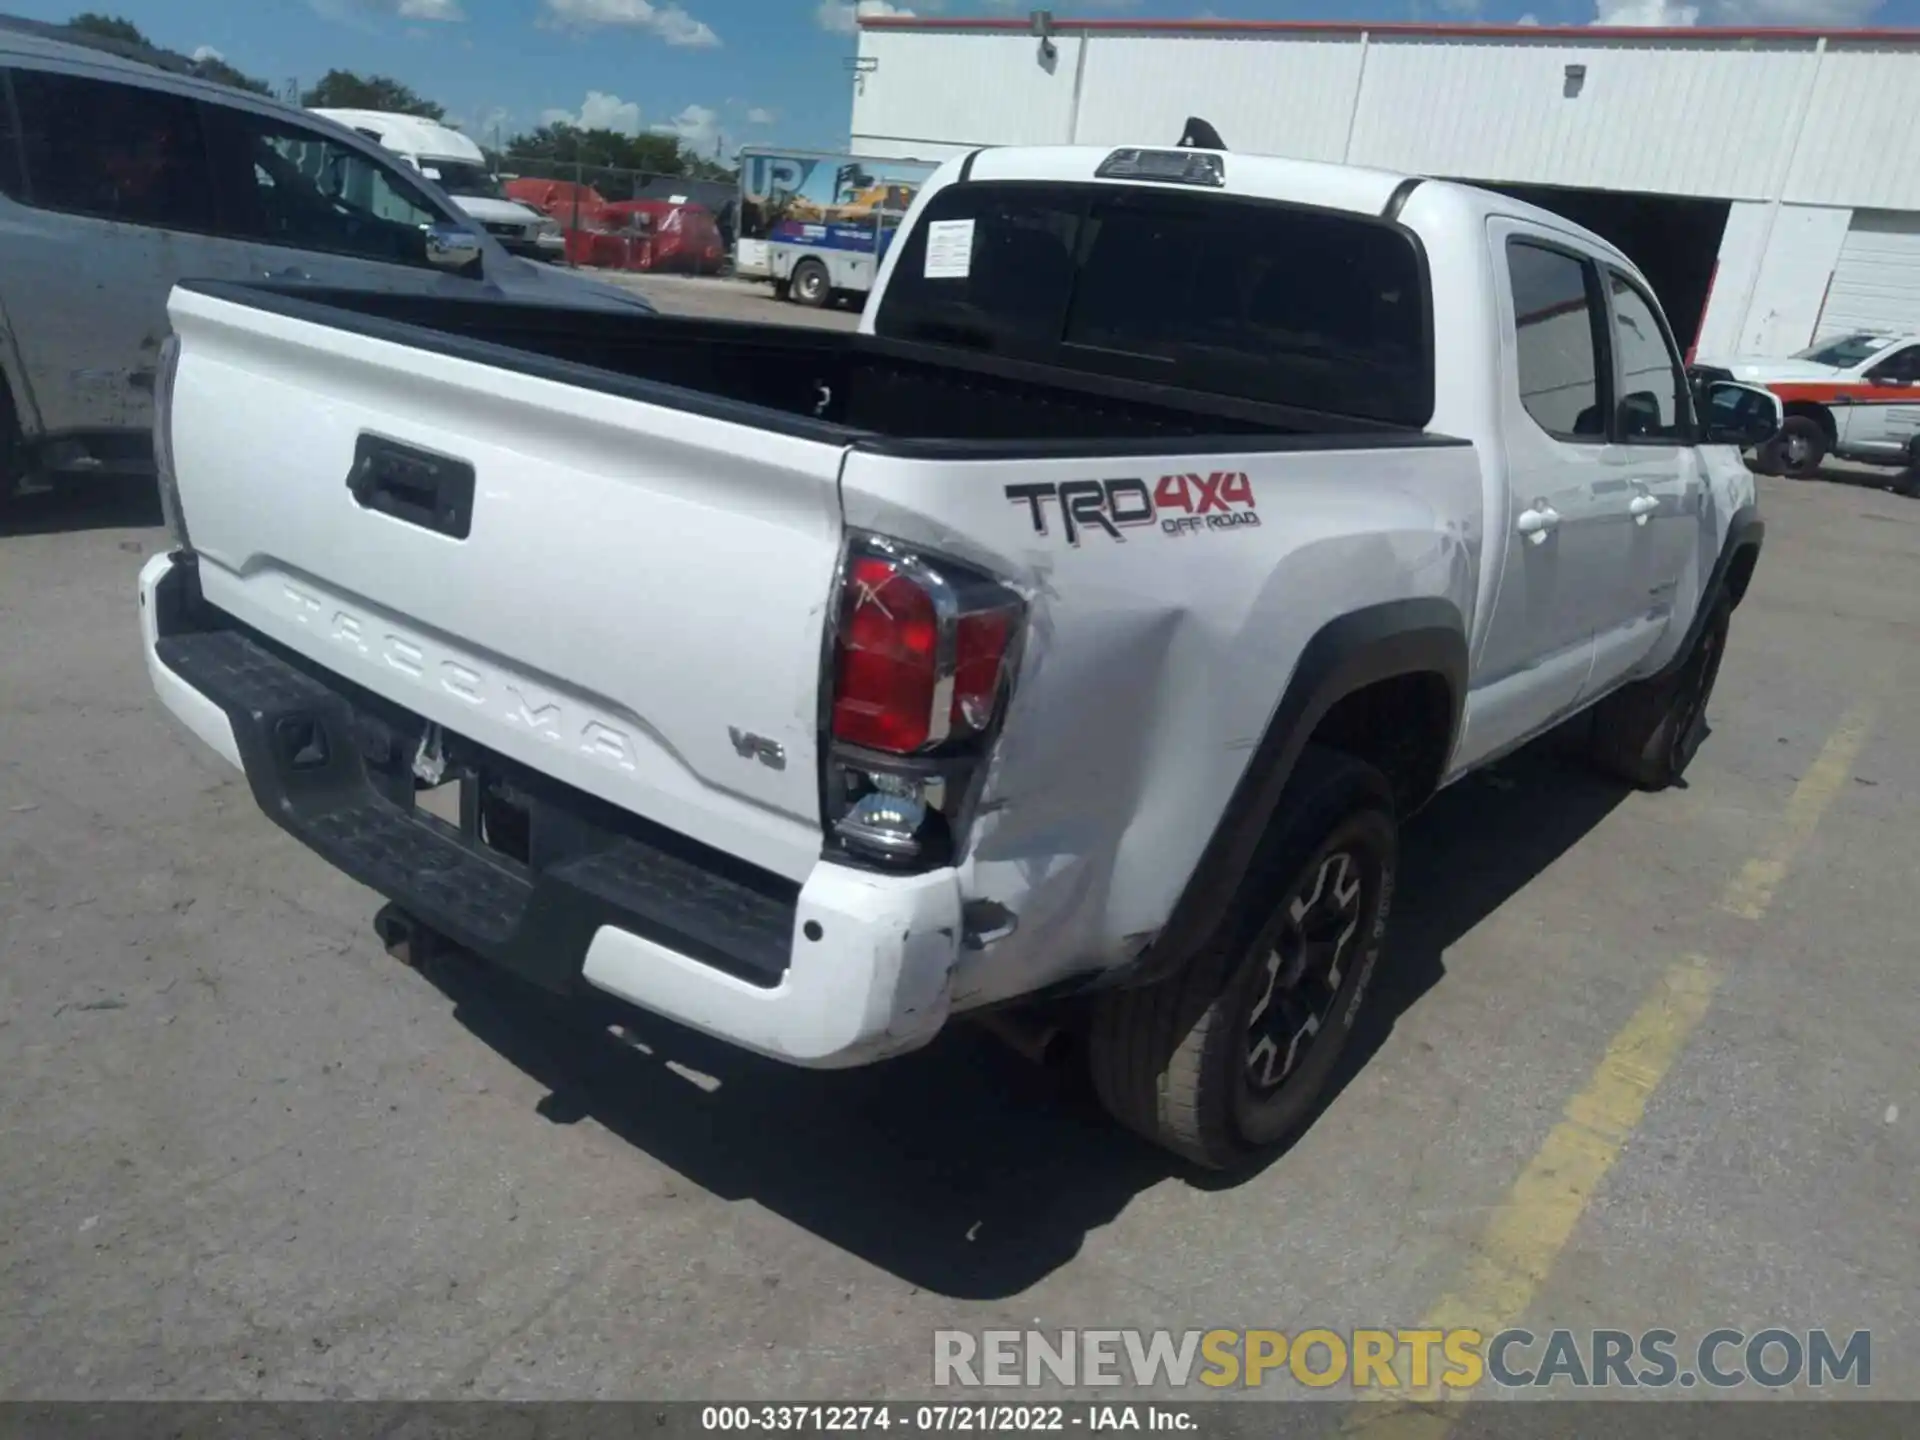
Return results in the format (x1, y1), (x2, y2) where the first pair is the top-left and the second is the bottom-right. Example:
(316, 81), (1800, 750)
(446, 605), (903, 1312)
(12, 0), (1917, 160)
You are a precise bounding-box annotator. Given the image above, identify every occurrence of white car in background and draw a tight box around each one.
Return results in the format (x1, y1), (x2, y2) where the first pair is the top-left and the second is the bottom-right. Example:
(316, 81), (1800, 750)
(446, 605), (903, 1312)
(313, 108), (564, 262)
(1691, 330), (1920, 488)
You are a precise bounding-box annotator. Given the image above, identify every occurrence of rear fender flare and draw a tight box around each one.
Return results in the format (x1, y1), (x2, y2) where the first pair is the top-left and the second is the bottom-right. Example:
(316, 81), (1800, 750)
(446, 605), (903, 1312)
(1124, 597), (1468, 989)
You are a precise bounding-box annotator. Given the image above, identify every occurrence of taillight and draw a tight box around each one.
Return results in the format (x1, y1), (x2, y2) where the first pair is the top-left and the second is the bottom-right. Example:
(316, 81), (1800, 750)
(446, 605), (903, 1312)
(824, 535), (1025, 867)
(832, 555), (940, 752)
(152, 332), (189, 549)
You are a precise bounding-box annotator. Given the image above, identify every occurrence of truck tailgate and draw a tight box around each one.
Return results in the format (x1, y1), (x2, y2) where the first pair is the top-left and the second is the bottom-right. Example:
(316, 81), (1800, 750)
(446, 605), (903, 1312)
(163, 285), (845, 883)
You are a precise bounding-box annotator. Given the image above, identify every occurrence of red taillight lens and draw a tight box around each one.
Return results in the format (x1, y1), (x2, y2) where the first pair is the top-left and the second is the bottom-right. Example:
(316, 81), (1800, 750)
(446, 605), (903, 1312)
(951, 607), (1015, 734)
(832, 556), (939, 752)
(829, 545), (1022, 756)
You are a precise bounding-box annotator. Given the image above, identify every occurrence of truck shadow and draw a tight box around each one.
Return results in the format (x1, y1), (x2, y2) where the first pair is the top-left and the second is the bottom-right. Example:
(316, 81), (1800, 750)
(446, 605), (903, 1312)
(0, 476), (162, 536)
(414, 728), (1628, 1300)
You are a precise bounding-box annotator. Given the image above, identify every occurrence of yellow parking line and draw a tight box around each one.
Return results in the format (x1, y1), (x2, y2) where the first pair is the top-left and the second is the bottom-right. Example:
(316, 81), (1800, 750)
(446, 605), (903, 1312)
(1347, 702), (1877, 1433)
(1719, 703), (1877, 919)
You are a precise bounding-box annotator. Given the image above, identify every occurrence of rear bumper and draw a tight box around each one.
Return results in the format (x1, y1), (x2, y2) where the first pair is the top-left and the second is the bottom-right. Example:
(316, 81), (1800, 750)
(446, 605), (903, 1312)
(138, 551), (964, 1068)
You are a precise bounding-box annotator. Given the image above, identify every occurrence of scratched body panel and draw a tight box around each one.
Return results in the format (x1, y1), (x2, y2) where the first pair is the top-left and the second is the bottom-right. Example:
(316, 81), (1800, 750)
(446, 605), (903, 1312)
(839, 442), (1486, 1008)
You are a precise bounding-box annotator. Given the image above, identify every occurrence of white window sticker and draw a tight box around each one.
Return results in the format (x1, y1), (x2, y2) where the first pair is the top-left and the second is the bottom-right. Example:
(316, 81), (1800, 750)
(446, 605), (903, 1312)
(923, 218), (974, 279)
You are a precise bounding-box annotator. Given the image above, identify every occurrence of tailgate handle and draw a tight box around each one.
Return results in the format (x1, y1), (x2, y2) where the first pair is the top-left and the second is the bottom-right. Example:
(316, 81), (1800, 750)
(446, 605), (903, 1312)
(345, 434), (476, 540)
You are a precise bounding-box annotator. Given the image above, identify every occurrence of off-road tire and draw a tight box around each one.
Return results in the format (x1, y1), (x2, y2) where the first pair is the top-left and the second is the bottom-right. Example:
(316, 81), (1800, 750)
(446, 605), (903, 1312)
(1896, 438), (1920, 499)
(1759, 415), (1827, 480)
(790, 259), (830, 308)
(1088, 746), (1398, 1171)
(1589, 592), (1732, 791)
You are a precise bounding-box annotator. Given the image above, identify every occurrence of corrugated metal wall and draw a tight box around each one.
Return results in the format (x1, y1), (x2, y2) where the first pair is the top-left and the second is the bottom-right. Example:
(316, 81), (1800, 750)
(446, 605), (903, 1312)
(1344, 37), (1808, 199)
(846, 31), (1084, 151)
(1074, 34), (1364, 158)
(1784, 42), (1920, 208)
(851, 26), (1920, 210)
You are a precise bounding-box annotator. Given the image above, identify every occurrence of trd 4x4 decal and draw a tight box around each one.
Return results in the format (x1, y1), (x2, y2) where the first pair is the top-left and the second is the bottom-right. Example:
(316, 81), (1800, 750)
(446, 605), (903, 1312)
(1005, 473), (1260, 546)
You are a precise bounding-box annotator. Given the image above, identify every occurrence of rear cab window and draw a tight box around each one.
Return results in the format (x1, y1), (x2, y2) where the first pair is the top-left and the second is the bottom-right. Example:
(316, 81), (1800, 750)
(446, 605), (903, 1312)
(873, 179), (1435, 429)
(6, 67), (212, 231)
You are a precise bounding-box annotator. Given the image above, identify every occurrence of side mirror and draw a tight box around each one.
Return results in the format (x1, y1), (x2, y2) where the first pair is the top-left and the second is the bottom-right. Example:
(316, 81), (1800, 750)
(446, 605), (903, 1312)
(1618, 390), (1662, 438)
(423, 221), (482, 273)
(1700, 380), (1783, 449)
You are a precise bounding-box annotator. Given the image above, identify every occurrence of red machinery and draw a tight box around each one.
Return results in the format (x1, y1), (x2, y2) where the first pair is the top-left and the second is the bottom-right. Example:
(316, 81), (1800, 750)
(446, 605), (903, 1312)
(502, 178), (723, 275)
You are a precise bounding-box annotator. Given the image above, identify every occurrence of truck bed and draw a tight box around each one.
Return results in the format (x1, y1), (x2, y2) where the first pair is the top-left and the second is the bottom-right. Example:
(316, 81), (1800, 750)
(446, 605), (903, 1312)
(188, 280), (1444, 455)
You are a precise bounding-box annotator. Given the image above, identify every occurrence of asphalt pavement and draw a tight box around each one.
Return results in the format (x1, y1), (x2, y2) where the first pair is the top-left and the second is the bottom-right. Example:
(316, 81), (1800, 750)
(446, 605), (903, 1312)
(0, 274), (1913, 1405)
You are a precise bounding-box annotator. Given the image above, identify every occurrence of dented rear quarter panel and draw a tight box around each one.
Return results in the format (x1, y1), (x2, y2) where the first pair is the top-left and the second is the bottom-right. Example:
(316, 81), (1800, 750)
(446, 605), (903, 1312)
(837, 441), (1485, 1010)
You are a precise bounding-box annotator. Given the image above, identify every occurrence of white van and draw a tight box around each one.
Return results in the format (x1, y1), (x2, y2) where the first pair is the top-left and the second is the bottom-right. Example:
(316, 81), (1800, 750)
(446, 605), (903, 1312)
(312, 108), (563, 261)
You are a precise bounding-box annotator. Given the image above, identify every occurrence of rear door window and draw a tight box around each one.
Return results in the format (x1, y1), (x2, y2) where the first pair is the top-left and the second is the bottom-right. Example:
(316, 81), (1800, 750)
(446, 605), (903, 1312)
(874, 180), (1433, 427)
(8, 68), (213, 231)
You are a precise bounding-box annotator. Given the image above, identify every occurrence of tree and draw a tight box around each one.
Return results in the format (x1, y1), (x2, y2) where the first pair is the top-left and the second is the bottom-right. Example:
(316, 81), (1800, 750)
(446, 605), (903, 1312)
(63, 12), (274, 96)
(65, 11), (145, 45)
(302, 70), (446, 121)
(505, 124), (682, 174)
(192, 54), (272, 96)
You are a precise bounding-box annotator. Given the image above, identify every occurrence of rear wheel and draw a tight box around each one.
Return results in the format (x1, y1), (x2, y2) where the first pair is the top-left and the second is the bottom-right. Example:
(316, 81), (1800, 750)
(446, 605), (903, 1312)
(1759, 414), (1827, 480)
(1087, 746), (1398, 1171)
(1589, 592), (1731, 790)
(789, 259), (830, 308)
(1895, 437), (1920, 499)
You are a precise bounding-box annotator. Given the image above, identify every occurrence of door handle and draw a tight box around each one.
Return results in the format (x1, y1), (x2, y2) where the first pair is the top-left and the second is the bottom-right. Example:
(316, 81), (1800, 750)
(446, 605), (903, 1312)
(1628, 493), (1659, 523)
(264, 266), (310, 280)
(1517, 503), (1560, 544)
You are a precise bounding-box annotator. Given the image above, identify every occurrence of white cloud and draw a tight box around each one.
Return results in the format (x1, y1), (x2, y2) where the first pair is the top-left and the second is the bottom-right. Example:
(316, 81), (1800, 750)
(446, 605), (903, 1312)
(746, 106), (776, 125)
(1592, 0), (1698, 20)
(653, 103), (725, 158)
(816, 0), (913, 35)
(543, 90), (644, 134)
(311, 0), (465, 20)
(191, 43), (224, 61)
(655, 7), (721, 43)
(1516, 10), (1540, 19)
(541, 0), (720, 45)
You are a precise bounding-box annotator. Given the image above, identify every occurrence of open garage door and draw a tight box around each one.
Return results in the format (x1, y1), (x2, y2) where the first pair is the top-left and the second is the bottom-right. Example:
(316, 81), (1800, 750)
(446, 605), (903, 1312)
(1814, 211), (1920, 340)
(1449, 182), (1730, 355)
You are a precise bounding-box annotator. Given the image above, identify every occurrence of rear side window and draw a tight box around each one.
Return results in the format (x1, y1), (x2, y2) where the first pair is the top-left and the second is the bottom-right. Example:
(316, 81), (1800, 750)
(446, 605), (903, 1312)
(1507, 239), (1605, 443)
(9, 68), (212, 232)
(875, 180), (1433, 427)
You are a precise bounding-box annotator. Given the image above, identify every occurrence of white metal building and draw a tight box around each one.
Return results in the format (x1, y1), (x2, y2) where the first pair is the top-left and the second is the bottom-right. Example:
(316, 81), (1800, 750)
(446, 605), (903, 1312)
(848, 17), (1920, 361)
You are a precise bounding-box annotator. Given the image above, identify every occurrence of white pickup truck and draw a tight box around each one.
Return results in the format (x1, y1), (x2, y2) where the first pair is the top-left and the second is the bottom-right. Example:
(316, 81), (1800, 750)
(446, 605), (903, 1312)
(139, 137), (1780, 1169)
